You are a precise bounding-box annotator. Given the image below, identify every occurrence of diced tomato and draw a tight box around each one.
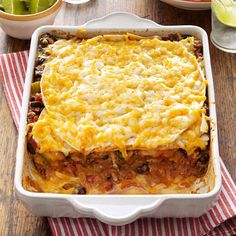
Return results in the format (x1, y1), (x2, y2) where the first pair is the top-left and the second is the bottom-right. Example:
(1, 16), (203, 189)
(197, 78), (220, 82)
(104, 181), (113, 191)
(33, 116), (38, 122)
(35, 93), (42, 102)
(86, 175), (95, 183)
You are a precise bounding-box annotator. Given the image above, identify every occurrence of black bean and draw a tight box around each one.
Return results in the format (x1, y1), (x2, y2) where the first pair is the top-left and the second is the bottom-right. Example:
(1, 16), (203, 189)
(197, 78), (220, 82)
(34, 70), (43, 80)
(34, 65), (44, 81)
(178, 148), (187, 157)
(37, 57), (45, 65)
(31, 107), (43, 115)
(38, 45), (43, 52)
(194, 147), (202, 154)
(195, 162), (208, 176)
(30, 96), (35, 101)
(34, 77), (41, 82)
(30, 101), (44, 108)
(198, 153), (209, 165)
(27, 137), (37, 154)
(27, 143), (35, 154)
(102, 154), (109, 160)
(39, 33), (56, 47)
(39, 38), (49, 47)
(136, 163), (149, 174)
(203, 100), (209, 116)
(106, 174), (112, 180)
(75, 187), (87, 194)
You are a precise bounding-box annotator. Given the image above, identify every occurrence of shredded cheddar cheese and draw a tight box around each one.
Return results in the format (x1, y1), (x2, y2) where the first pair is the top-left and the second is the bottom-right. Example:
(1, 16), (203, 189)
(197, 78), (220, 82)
(31, 34), (208, 157)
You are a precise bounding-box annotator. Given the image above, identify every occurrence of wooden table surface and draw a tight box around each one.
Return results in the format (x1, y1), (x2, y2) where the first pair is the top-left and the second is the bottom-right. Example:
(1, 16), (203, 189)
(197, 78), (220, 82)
(0, 0), (235, 235)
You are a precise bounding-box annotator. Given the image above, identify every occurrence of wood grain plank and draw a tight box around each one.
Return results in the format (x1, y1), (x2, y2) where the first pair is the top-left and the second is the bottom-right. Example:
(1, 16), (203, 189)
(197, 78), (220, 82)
(209, 46), (236, 183)
(0, 1), (235, 235)
(0, 92), (51, 235)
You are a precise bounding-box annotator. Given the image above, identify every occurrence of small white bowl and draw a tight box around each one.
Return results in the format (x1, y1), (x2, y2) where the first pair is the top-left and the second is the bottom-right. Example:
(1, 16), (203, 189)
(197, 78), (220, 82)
(0, 0), (62, 39)
(160, 0), (211, 10)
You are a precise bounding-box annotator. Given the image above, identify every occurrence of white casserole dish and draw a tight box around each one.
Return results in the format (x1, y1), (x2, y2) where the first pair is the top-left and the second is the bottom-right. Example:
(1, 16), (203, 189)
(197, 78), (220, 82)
(15, 12), (221, 225)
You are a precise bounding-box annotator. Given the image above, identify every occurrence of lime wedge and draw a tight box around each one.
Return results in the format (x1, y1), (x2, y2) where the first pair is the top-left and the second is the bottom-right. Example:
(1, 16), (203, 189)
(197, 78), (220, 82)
(2, 0), (26, 14)
(49, 0), (56, 7)
(29, 0), (50, 14)
(212, 0), (236, 27)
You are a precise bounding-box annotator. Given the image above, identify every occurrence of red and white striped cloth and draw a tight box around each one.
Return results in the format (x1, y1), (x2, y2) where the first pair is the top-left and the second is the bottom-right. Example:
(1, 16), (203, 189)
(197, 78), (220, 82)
(0, 51), (235, 236)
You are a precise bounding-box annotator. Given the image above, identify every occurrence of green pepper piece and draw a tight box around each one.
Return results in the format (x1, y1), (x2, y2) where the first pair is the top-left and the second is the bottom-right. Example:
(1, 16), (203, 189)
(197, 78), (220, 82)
(31, 81), (41, 95)
(116, 151), (124, 161)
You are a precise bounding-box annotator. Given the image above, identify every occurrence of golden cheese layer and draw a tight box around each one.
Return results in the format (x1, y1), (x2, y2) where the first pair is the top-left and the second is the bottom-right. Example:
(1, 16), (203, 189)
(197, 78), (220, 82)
(31, 34), (208, 157)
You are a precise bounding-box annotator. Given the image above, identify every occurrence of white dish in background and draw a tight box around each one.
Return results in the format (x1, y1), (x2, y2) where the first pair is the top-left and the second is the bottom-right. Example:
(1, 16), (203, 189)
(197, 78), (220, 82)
(15, 12), (221, 226)
(0, 0), (62, 39)
(160, 0), (211, 10)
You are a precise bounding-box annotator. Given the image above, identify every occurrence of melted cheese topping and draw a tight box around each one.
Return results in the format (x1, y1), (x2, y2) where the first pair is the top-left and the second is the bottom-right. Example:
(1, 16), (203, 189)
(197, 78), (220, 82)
(32, 34), (208, 156)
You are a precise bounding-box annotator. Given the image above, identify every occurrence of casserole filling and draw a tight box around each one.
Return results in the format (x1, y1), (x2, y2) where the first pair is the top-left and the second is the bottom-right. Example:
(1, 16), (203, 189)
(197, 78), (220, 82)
(23, 32), (210, 194)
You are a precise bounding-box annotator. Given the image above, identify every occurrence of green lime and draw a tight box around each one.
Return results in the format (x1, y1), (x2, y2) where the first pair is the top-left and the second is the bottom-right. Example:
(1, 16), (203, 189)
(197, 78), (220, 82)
(212, 0), (236, 27)
(29, 0), (51, 14)
(2, 0), (27, 14)
(49, 0), (56, 7)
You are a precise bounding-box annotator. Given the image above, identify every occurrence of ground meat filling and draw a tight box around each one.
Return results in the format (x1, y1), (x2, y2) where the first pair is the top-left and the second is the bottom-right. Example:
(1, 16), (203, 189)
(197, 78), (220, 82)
(25, 33), (209, 194)
(26, 147), (209, 194)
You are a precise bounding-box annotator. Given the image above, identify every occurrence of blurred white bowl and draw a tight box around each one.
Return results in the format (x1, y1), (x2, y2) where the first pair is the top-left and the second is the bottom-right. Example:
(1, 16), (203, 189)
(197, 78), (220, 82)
(0, 0), (62, 40)
(160, 0), (211, 10)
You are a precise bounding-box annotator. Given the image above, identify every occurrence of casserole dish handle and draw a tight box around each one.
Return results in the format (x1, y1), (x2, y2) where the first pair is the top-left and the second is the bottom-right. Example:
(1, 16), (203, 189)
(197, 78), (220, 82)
(69, 197), (165, 225)
(82, 11), (161, 29)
